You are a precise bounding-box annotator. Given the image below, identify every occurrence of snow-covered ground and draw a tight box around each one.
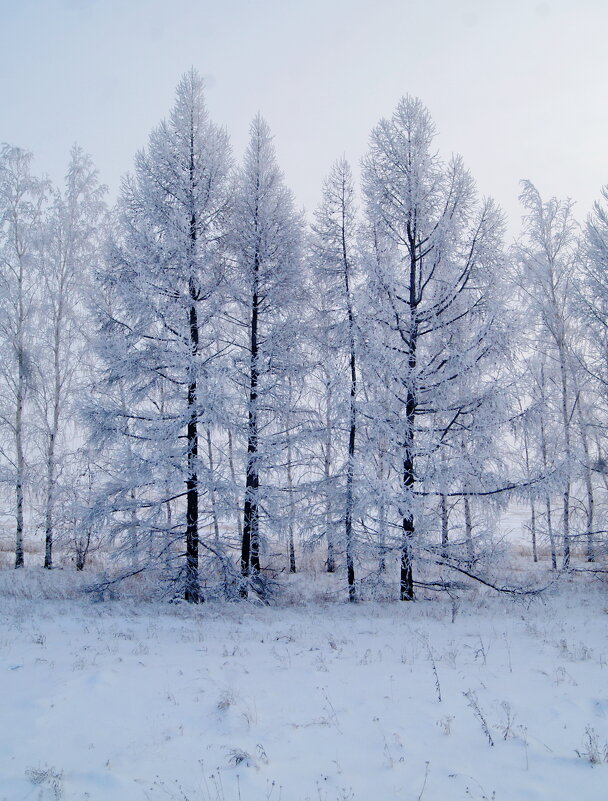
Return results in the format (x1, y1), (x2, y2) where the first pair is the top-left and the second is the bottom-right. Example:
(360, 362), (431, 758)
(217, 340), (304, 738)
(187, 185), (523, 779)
(1, 574), (608, 801)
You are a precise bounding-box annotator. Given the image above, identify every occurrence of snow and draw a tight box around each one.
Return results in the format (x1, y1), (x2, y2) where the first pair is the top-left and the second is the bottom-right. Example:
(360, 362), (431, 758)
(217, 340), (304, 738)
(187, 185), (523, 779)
(1, 577), (608, 800)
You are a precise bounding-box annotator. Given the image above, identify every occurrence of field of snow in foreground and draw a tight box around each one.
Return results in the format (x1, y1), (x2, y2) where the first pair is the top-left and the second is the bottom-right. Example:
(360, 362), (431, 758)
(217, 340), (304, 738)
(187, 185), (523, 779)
(1, 581), (608, 800)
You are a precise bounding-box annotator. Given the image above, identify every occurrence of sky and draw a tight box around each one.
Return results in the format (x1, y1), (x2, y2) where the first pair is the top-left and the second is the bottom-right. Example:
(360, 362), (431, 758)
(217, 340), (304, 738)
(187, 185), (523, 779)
(1, 0), (607, 235)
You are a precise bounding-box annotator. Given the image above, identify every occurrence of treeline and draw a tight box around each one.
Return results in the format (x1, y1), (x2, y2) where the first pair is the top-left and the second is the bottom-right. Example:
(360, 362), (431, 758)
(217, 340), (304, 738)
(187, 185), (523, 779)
(1, 70), (607, 601)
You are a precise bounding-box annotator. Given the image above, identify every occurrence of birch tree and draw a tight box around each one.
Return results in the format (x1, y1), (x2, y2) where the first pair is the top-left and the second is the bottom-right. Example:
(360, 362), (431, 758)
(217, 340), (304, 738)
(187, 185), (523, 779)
(36, 146), (106, 568)
(0, 145), (46, 567)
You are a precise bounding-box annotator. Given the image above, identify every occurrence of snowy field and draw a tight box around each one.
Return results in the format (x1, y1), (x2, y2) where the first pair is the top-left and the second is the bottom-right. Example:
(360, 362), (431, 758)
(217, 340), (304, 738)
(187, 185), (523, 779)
(1, 573), (608, 801)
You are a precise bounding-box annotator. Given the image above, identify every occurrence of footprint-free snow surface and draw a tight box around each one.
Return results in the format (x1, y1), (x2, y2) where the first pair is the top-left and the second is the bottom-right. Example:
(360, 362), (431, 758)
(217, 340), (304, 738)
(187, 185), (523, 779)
(1, 581), (608, 800)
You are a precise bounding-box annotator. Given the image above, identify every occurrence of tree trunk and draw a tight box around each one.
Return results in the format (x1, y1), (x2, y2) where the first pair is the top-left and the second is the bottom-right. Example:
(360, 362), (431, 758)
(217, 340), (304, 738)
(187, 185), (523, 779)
(339, 179), (357, 600)
(401, 388), (416, 601)
(464, 496), (475, 566)
(440, 495), (449, 559)
(286, 406), (296, 574)
(377, 439), (387, 572)
(546, 497), (557, 570)
(184, 145), (202, 602)
(241, 254), (260, 597)
(206, 426), (220, 544)
(520, 411), (537, 563)
(400, 238), (418, 602)
(185, 289), (201, 602)
(324, 382), (335, 572)
(15, 344), (25, 569)
(44, 432), (56, 569)
(530, 499), (538, 563)
(539, 369), (556, 570)
(577, 406), (595, 562)
(129, 489), (139, 568)
(557, 334), (572, 569)
(227, 429), (243, 541)
(344, 285), (356, 602)
(14, 249), (27, 569)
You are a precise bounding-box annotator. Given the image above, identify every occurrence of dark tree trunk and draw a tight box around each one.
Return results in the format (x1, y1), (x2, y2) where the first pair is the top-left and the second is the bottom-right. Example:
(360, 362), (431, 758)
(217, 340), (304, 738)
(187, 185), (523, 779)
(401, 377), (416, 600)
(324, 387), (335, 573)
(241, 255), (260, 597)
(440, 495), (449, 559)
(342, 188), (357, 601)
(400, 238), (417, 601)
(288, 533), (296, 574)
(185, 286), (201, 603)
(530, 499), (538, 563)
(401, 418), (415, 601)
(15, 352), (25, 569)
(44, 430), (56, 569)
(464, 496), (475, 566)
(344, 287), (356, 601)
(184, 132), (202, 603)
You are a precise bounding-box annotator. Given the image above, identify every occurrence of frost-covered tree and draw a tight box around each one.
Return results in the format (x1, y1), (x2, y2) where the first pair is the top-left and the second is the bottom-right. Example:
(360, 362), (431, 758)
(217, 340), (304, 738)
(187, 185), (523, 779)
(35, 146), (106, 568)
(229, 115), (305, 597)
(515, 183), (582, 568)
(310, 158), (359, 599)
(361, 96), (505, 599)
(0, 145), (46, 567)
(577, 184), (608, 560)
(92, 70), (231, 601)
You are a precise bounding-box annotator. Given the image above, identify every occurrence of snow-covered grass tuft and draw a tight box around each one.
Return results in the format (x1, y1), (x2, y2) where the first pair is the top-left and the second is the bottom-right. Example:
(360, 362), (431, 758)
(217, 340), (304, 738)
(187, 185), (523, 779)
(576, 726), (608, 765)
(24, 765), (64, 799)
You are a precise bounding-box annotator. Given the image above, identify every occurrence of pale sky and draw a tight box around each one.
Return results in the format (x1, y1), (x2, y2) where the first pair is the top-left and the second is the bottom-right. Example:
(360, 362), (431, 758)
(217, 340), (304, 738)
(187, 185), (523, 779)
(1, 0), (607, 234)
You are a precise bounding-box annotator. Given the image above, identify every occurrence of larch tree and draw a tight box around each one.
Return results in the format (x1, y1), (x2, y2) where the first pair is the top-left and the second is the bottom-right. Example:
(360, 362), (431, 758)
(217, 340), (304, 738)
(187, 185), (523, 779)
(361, 96), (505, 600)
(229, 115), (304, 598)
(92, 70), (231, 601)
(310, 158), (359, 600)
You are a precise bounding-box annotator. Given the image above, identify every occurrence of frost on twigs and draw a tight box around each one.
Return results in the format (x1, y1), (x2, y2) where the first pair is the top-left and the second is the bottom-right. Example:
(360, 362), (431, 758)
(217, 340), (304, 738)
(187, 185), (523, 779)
(25, 765), (64, 800)
(575, 726), (608, 765)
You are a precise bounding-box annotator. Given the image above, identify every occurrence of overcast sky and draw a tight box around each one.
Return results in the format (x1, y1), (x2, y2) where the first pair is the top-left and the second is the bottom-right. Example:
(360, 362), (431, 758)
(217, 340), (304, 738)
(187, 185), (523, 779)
(1, 0), (607, 234)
